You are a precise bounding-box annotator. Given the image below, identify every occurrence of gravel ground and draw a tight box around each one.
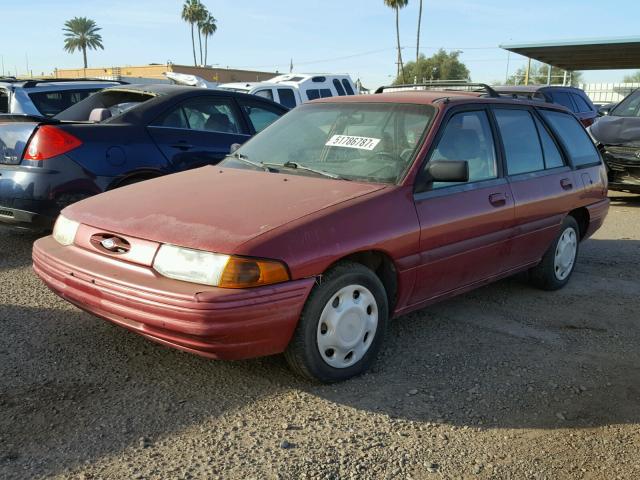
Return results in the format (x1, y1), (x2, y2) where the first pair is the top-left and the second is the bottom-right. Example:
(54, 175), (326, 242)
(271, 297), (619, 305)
(1, 193), (639, 480)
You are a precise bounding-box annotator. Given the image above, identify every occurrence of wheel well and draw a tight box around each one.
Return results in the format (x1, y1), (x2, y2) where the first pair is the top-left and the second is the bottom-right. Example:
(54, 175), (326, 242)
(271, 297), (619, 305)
(335, 251), (398, 312)
(110, 171), (161, 190)
(568, 207), (589, 240)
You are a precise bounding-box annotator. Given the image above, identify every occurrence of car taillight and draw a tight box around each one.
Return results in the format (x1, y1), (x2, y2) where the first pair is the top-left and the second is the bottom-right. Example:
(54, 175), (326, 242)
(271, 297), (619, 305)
(23, 125), (82, 160)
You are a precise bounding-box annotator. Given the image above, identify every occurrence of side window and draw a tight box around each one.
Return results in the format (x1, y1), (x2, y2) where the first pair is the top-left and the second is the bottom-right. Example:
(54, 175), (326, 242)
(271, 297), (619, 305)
(342, 79), (355, 96)
(539, 110), (600, 167)
(533, 116), (564, 169)
(571, 93), (593, 113)
(306, 89), (320, 101)
(277, 88), (297, 109)
(611, 91), (640, 117)
(494, 109), (544, 175)
(0, 89), (8, 113)
(429, 110), (498, 188)
(549, 91), (577, 113)
(320, 89), (333, 98)
(254, 89), (274, 101)
(239, 101), (283, 133)
(333, 79), (346, 96)
(153, 97), (242, 134)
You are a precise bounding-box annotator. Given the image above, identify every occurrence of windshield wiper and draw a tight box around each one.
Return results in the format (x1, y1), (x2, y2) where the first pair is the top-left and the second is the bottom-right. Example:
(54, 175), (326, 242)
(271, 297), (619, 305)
(262, 161), (349, 180)
(226, 152), (271, 172)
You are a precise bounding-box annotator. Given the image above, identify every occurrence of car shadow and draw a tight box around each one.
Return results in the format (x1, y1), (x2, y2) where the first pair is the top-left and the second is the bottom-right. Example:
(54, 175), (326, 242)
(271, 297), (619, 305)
(1, 235), (639, 478)
(609, 192), (640, 207)
(0, 226), (41, 271)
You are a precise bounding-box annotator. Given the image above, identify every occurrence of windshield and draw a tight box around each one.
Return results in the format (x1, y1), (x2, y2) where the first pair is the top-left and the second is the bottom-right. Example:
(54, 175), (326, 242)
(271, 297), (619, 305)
(611, 90), (640, 117)
(221, 102), (435, 183)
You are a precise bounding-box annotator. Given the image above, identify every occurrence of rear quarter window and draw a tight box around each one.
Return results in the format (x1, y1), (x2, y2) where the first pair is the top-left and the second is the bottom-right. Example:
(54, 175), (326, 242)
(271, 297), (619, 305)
(539, 110), (600, 167)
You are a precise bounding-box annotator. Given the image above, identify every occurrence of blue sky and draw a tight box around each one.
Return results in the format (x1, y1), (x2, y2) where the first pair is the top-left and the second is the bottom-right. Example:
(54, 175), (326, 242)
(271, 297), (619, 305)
(1, 0), (639, 87)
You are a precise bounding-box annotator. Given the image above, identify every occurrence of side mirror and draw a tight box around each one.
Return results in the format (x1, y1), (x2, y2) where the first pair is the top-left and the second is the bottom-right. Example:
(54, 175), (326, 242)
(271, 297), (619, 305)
(230, 143), (241, 154)
(427, 160), (469, 183)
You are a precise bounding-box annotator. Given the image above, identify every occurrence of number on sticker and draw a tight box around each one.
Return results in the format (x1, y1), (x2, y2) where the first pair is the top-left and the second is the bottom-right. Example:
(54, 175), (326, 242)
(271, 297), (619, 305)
(325, 135), (381, 151)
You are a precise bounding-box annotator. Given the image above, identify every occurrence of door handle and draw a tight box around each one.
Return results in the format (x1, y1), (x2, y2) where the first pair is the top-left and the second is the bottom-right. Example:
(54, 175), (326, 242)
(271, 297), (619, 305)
(171, 142), (194, 150)
(560, 178), (573, 190)
(488, 193), (507, 207)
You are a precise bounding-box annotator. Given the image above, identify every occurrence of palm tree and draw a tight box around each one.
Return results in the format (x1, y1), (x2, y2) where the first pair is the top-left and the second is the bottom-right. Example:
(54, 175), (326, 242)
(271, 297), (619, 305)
(384, 0), (408, 84)
(200, 13), (217, 66)
(182, 0), (204, 66)
(62, 17), (104, 69)
(416, 0), (423, 66)
(195, 3), (208, 65)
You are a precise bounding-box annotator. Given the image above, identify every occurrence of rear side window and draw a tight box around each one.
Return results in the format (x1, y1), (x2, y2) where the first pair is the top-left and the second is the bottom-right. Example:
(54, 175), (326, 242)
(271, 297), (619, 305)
(153, 97), (242, 134)
(277, 88), (296, 108)
(28, 89), (99, 117)
(533, 117), (564, 169)
(342, 79), (355, 95)
(333, 79), (346, 96)
(571, 93), (593, 113)
(306, 89), (333, 101)
(549, 91), (577, 113)
(494, 109), (544, 175)
(539, 110), (600, 167)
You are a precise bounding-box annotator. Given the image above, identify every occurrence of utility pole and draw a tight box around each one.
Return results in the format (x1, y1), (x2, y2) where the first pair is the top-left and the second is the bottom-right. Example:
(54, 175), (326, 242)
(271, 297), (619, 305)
(546, 64), (552, 85)
(505, 51), (510, 84)
(524, 57), (532, 85)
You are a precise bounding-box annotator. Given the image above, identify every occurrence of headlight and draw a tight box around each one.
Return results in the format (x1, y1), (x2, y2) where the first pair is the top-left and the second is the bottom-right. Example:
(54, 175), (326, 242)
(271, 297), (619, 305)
(52, 215), (80, 246)
(152, 244), (290, 288)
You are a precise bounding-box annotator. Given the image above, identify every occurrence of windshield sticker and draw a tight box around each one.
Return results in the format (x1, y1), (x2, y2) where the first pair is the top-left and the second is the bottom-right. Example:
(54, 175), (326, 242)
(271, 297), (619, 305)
(325, 135), (381, 151)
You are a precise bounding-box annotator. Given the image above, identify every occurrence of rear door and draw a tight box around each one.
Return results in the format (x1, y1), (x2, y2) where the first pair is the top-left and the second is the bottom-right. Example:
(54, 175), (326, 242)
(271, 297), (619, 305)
(410, 107), (515, 304)
(492, 106), (578, 267)
(147, 96), (250, 170)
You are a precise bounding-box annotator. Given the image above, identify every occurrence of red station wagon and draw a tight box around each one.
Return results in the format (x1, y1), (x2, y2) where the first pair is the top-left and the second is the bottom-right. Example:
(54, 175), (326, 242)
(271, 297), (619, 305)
(33, 84), (609, 382)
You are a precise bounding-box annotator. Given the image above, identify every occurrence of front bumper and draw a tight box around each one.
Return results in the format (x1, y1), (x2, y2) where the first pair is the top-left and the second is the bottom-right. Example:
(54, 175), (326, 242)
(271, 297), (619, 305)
(33, 236), (315, 360)
(602, 147), (640, 193)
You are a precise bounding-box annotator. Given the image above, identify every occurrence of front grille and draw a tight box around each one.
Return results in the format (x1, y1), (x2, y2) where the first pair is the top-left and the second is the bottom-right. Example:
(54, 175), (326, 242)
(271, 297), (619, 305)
(0, 209), (14, 218)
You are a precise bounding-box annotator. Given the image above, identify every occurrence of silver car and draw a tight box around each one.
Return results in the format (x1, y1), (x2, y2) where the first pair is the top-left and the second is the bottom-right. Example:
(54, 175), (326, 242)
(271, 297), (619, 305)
(0, 78), (124, 118)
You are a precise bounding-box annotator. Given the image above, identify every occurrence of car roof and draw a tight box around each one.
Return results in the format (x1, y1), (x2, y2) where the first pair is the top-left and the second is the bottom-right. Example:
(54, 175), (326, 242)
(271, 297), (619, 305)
(310, 90), (570, 111)
(0, 80), (120, 90)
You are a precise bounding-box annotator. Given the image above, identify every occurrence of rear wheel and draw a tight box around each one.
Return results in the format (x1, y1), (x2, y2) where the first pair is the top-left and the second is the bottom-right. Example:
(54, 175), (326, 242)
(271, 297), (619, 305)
(529, 216), (580, 291)
(284, 262), (388, 383)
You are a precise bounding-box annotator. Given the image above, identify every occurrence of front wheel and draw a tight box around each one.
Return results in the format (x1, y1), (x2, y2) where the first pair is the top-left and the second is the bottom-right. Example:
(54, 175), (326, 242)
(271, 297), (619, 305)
(529, 216), (580, 291)
(284, 262), (388, 383)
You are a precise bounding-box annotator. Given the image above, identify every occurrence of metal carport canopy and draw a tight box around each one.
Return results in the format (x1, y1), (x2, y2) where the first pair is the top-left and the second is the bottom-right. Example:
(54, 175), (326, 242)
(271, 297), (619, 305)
(500, 36), (640, 70)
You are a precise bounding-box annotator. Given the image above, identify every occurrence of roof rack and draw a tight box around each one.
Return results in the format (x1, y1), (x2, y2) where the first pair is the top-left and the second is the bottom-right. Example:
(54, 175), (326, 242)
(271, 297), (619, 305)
(375, 82), (500, 98)
(20, 78), (129, 88)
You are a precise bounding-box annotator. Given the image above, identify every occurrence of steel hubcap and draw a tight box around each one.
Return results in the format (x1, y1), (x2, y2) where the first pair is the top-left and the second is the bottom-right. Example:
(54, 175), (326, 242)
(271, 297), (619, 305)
(554, 227), (577, 281)
(316, 285), (378, 369)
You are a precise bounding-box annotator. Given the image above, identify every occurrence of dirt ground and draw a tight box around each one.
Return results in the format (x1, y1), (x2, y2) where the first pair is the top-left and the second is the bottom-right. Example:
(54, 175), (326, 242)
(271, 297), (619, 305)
(1, 193), (639, 480)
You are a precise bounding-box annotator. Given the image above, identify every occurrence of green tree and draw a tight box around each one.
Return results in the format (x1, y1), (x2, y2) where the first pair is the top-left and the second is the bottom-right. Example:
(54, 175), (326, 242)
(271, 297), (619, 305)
(416, 0), (423, 64)
(62, 17), (104, 68)
(623, 71), (640, 83)
(384, 0), (409, 84)
(507, 63), (582, 86)
(396, 49), (470, 85)
(182, 0), (205, 66)
(200, 13), (217, 66)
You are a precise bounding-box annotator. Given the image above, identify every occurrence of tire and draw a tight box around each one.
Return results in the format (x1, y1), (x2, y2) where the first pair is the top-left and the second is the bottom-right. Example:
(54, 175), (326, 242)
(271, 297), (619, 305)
(529, 215), (580, 291)
(115, 175), (157, 188)
(284, 262), (389, 383)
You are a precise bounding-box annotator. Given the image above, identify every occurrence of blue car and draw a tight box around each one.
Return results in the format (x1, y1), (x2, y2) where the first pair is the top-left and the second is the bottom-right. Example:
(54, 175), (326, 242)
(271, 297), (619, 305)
(0, 84), (288, 230)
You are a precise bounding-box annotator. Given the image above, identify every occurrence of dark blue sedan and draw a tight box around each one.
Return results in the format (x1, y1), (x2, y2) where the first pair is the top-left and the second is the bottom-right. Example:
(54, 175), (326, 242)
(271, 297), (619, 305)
(0, 84), (288, 230)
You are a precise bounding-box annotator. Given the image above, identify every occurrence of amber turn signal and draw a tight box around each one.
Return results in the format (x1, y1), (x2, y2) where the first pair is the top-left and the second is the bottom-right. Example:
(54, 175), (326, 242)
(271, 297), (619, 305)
(219, 256), (290, 288)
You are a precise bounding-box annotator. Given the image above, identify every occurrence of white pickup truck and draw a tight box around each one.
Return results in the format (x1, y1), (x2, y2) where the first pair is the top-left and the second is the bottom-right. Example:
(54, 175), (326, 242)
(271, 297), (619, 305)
(218, 74), (358, 109)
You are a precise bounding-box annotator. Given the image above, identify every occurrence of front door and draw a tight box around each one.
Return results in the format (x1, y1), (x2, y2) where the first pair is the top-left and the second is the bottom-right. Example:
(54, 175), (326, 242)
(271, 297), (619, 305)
(147, 96), (250, 171)
(410, 108), (515, 305)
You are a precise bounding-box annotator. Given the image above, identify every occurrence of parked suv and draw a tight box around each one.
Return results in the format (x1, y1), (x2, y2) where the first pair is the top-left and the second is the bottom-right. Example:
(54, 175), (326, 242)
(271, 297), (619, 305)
(33, 84), (609, 382)
(494, 85), (598, 127)
(0, 78), (124, 117)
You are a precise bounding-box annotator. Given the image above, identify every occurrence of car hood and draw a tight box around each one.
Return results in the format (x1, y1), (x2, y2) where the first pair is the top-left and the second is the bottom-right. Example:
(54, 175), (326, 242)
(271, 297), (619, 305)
(63, 166), (386, 253)
(591, 116), (640, 146)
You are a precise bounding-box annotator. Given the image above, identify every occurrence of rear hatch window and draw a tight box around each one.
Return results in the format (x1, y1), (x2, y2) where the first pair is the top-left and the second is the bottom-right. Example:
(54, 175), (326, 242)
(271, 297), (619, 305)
(28, 89), (101, 117)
